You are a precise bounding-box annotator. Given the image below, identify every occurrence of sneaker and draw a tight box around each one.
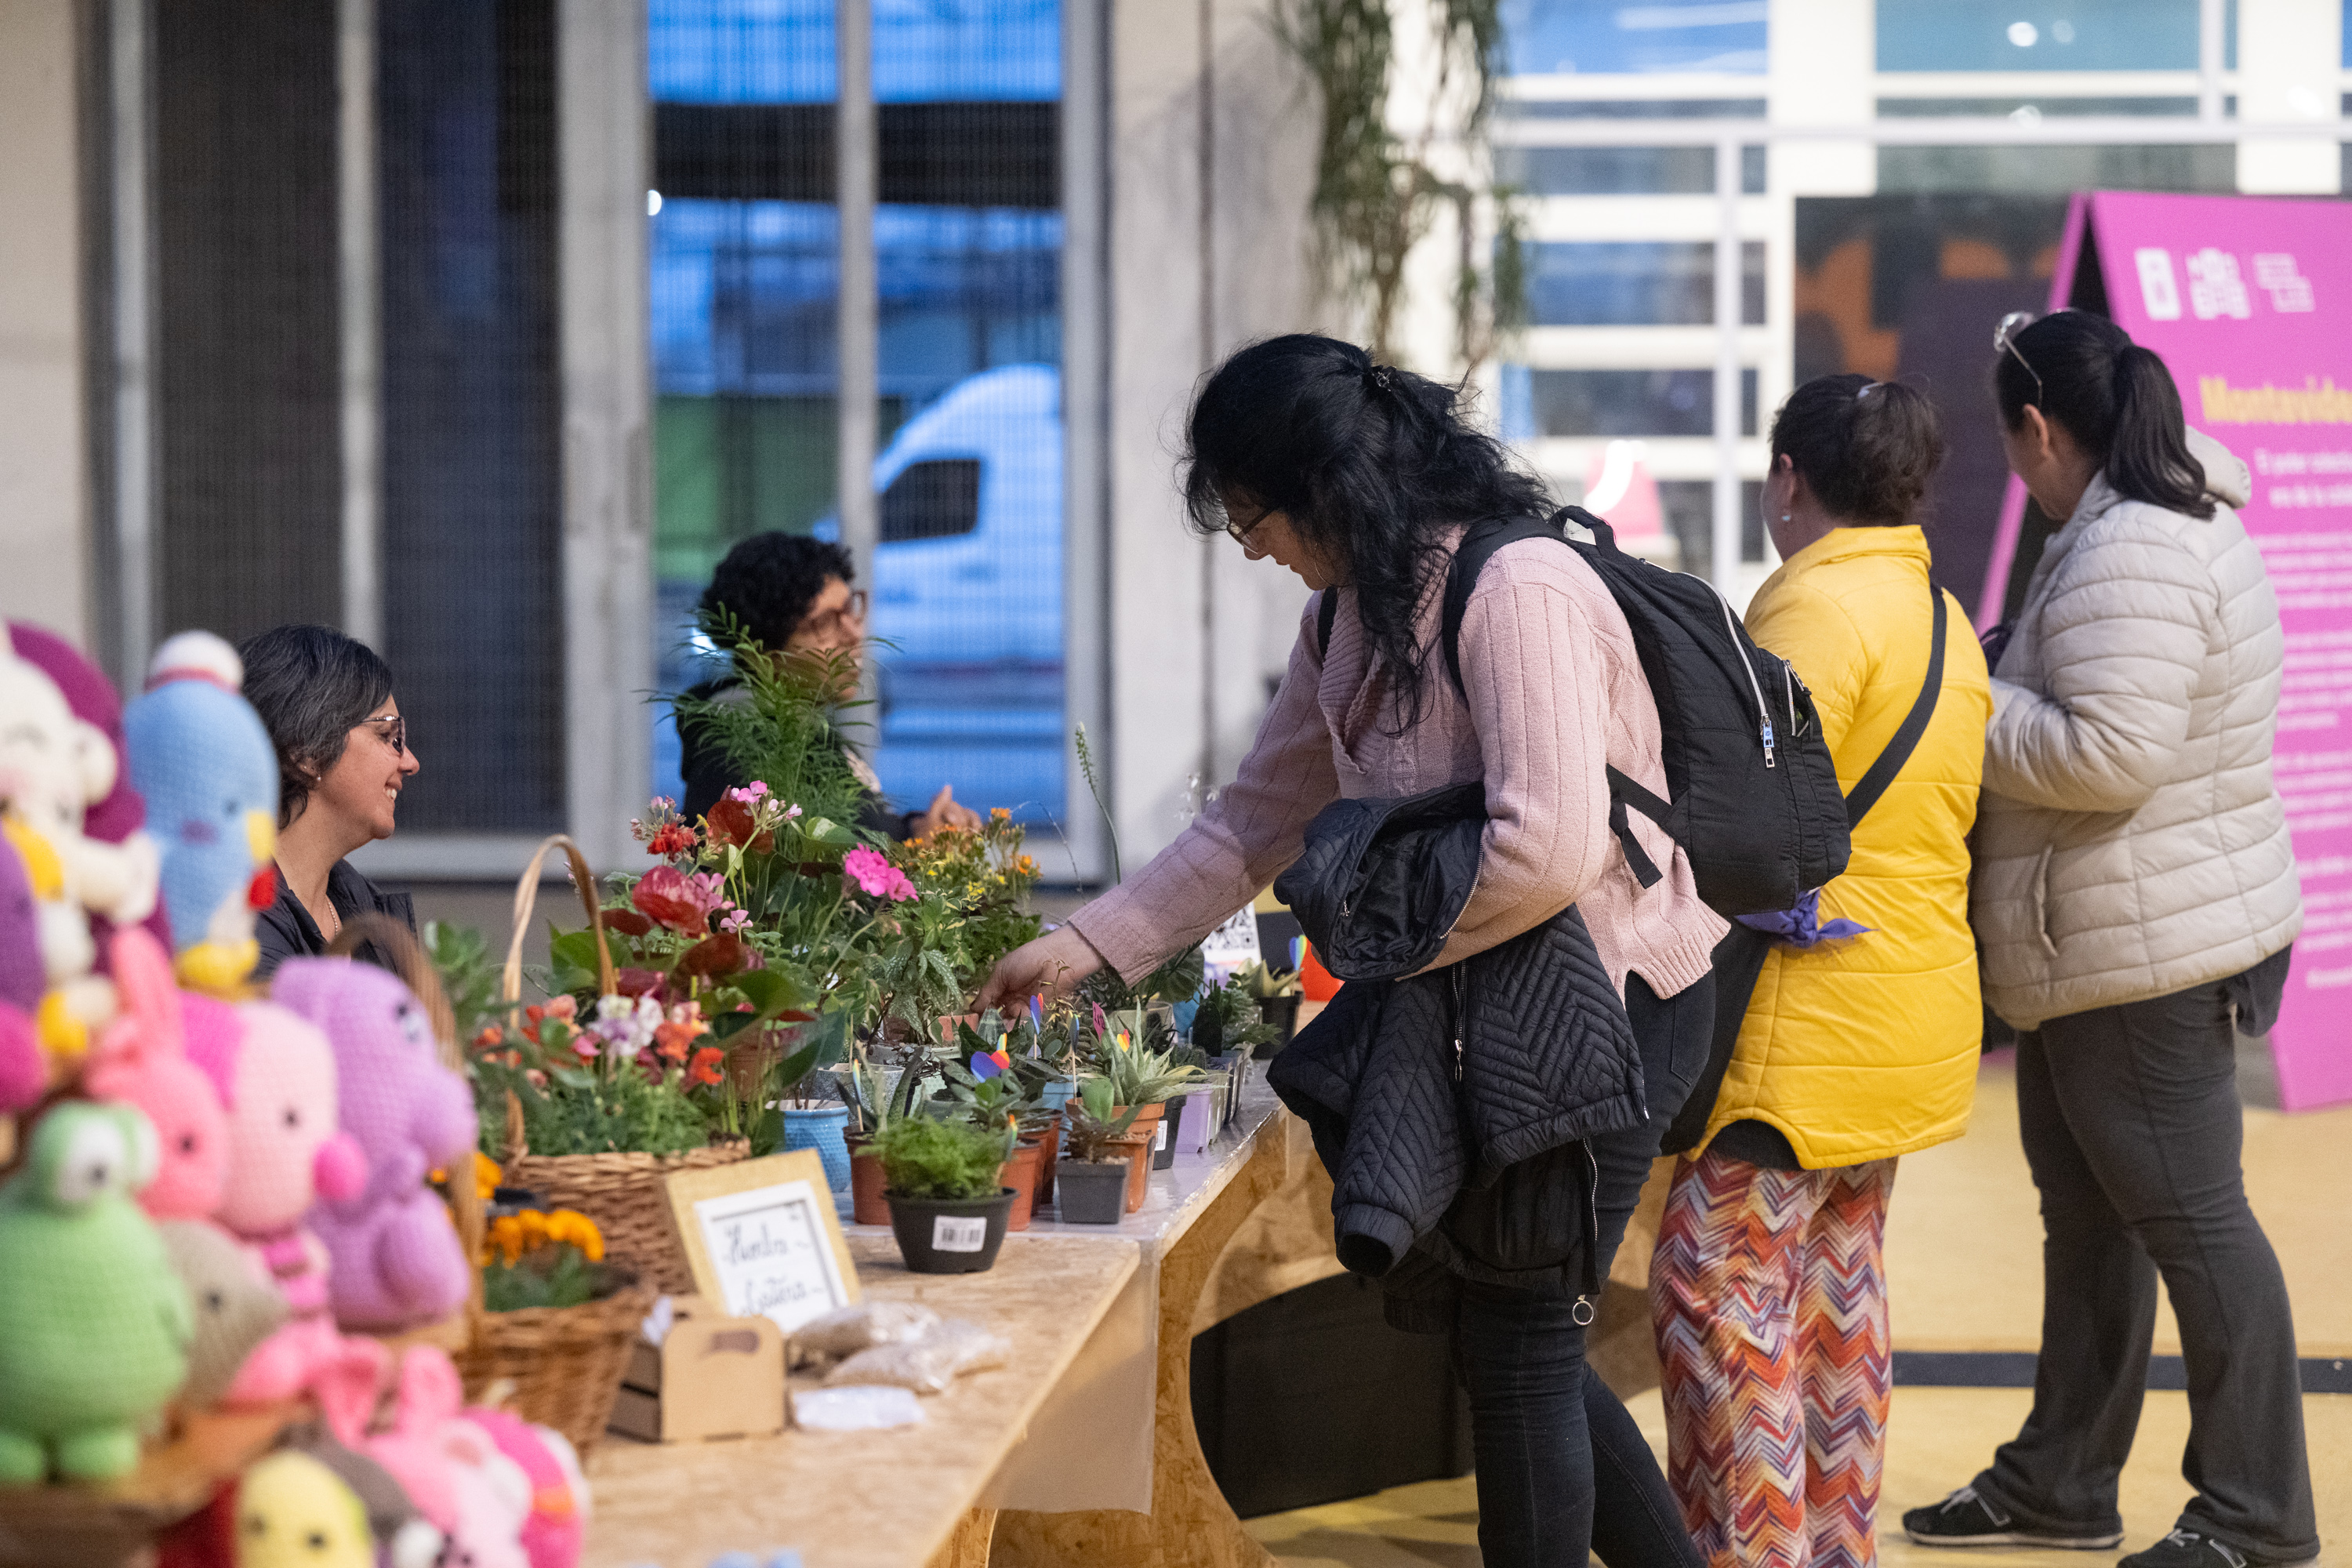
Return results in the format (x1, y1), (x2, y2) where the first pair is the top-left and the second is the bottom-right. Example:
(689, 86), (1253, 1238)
(1902, 1486), (2127, 1550)
(2120, 1529), (2316, 1568)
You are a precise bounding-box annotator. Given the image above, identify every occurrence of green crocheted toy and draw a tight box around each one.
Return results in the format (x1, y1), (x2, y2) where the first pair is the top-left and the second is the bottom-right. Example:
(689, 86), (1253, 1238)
(0, 1102), (194, 1482)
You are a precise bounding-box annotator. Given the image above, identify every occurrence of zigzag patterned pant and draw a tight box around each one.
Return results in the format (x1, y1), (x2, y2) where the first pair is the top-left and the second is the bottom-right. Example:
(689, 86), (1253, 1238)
(1650, 1148), (1897, 1568)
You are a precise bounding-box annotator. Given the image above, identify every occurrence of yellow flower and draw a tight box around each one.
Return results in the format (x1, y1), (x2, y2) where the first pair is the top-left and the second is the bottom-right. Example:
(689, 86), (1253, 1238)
(473, 1152), (501, 1201)
(990, 807), (1011, 823)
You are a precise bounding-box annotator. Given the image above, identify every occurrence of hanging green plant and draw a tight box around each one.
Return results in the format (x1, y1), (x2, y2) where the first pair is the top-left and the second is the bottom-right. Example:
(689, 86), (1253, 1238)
(1273, 0), (1526, 369)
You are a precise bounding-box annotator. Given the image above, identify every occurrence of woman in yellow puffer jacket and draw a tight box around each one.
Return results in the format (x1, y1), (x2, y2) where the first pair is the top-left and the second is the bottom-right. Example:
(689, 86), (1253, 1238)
(1650, 375), (1991, 1568)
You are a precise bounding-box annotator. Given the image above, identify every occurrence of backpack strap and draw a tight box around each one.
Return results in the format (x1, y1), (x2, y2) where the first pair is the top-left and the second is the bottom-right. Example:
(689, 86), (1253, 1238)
(1315, 586), (1340, 659)
(1842, 583), (1947, 829)
(1439, 511), (1668, 887)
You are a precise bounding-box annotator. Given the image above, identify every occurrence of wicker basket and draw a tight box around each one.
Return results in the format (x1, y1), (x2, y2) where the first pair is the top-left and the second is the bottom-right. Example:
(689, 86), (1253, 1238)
(502, 1142), (747, 1295)
(492, 835), (750, 1295)
(452, 1276), (654, 1454)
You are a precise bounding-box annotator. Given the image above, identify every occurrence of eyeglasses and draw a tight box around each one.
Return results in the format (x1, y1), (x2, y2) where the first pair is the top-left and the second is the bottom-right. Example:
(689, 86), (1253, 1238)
(797, 590), (869, 641)
(1996, 311), (2043, 405)
(358, 713), (408, 755)
(1224, 509), (1271, 550)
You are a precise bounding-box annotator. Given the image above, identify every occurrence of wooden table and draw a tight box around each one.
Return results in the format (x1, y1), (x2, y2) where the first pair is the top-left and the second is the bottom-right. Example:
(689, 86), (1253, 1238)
(583, 1084), (1341, 1568)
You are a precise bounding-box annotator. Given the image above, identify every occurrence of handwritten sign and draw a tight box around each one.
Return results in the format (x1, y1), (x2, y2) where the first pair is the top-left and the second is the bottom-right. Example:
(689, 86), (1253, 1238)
(664, 1151), (860, 1335)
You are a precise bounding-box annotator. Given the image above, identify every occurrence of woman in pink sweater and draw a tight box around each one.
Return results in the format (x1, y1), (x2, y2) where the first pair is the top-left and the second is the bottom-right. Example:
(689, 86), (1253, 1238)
(979, 334), (1726, 1566)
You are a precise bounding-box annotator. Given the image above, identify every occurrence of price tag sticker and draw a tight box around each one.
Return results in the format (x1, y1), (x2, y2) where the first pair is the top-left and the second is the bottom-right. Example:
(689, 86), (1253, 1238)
(933, 1215), (989, 1253)
(1155, 1120), (1169, 1151)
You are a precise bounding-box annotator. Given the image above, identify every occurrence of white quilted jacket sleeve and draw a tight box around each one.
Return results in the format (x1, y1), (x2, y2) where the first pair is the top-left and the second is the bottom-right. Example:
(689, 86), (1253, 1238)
(1984, 525), (2212, 813)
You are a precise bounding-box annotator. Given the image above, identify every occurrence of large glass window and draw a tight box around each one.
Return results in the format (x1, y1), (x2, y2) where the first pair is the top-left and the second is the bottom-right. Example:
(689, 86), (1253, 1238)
(1501, 0), (1766, 76)
(1528, 241), (1764, 325)
(1875, 1), (2227, 72)
(1498, 144), (1765, 196)
(647, 0), (1065, 826)
(1510, 368), (1759, 440)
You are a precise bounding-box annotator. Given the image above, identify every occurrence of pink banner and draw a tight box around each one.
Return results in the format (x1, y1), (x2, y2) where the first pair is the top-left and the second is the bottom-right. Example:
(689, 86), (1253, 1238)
(2061, 191), (2352, 1109)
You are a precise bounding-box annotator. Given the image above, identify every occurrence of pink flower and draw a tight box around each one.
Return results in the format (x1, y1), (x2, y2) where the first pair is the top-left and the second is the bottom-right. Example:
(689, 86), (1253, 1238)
(726, 782), (769, 804)
(719, 905), (752, 935)
(843, 846), (918, 902)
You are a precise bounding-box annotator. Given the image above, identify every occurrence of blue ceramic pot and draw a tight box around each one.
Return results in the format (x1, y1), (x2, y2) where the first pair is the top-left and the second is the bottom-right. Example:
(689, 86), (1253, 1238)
(782, 1103), (853, 1192)
(1040, 1079), (1077, 1112)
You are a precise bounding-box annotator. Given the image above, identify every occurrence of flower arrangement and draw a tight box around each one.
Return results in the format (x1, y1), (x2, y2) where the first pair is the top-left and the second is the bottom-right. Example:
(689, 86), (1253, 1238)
(481, 1207), (609, 1312)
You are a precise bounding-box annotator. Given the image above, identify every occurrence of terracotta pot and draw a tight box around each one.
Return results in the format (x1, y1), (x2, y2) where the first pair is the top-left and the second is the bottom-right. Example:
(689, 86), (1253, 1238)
(844, 1136), (891, 1226)
(999, 1137), (1046, 1231)
(1111, 1103), (1166, 1211)
(1119, 1132), (1153, 1213)
(1029, 1111), (1065, 1206)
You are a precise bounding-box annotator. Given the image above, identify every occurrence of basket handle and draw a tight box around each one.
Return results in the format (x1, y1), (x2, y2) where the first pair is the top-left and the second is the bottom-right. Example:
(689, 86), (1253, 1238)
(501, 834), (618, 1005)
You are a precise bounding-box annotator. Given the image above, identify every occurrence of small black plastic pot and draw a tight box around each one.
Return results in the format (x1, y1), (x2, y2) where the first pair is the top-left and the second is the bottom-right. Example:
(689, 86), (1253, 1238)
(1254, 995), (1301, 1058)
(886, 1188), (1017, 1273)
(1152, 1094), (1185, 1171)
(1054, 1160), (1130, 1224)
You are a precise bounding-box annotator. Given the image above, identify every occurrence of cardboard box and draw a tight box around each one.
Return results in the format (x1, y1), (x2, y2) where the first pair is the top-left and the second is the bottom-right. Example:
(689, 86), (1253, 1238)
(608, 1296), (786, 1443)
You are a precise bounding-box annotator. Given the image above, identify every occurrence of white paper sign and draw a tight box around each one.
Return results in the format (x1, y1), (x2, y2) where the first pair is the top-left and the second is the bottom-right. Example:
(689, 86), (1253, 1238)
(692, 1178), (853, 1334)
(1154, 1120), (1169, 1151)
(1200, 905), (1262, 978)
(931, 1215), (988, 1253)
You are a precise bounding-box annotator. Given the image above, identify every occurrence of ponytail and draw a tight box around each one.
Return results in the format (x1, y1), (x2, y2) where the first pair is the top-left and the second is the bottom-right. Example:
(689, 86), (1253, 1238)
(1996, 313), (2214, 520)
(2107, 345), (2213, 518)
(1768, 372), (1945, 527)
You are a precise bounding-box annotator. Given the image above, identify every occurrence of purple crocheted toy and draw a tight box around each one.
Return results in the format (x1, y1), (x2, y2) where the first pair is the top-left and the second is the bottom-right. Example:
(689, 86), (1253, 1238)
(272, 957), (477, 1330)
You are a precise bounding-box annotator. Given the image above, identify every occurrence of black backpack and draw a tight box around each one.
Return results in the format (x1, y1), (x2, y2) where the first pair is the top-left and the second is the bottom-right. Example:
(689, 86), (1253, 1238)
(1316, 508), (1849, 916)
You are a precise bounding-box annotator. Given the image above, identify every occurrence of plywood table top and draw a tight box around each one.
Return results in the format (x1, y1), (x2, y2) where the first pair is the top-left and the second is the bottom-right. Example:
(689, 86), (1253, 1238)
(583, 1232), (1139, 1568)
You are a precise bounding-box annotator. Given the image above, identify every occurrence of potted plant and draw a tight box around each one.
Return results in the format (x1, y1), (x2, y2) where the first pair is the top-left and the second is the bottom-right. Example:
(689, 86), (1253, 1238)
(1054, 1079), (1145, 1225)
(937, 1025), (1053, 1230)
(456, 1203), (650, 1454)
(1084, 1011), (1208, 1201)
(1232, 960), (1303, 1056)
(872, 1115), (1018, 1273)
(754, 1010), (854, 1192)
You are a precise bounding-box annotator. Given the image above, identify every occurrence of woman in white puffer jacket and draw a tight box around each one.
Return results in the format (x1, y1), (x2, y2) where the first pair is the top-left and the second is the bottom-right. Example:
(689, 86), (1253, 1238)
(1906, 311), (2315, 1568)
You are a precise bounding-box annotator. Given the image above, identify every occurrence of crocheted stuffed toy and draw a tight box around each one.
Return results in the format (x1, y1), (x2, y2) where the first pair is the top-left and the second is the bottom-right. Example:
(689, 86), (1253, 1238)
(460, 1407), (590, 1568)
(2, 812), (113, 1062)
(124, 633), (281, 997)
(288, 1424), (446, 1568)
(0, 644), (160, 933)
(234, 1449), (376, 1568)
(270, 958), (477, 1331)
(8, 622), (174, 960)
(361, 1348), (532, 1568)
(156, 1218), (290, 1411)
(85, 927), (231, 1219)
(0, 1102), (194, 1481)
(0, 832), (44, 1112)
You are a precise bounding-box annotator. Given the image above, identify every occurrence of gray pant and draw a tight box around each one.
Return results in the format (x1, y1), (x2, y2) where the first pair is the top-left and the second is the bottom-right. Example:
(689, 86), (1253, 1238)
(1973, 978), (2318, 1560)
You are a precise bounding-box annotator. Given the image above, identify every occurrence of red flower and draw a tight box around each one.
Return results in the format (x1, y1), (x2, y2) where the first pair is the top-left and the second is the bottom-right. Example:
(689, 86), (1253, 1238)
(521, 1004), (545, 1044)
(675, 932), (746, 980)
(603, 909), (653, 937)
(688, 1046), (727, 1087)
(705, 797), (774, 854)
(615, 967), (667, 999)
(631, 866), (711, 936)
(648, 821), (700, 858)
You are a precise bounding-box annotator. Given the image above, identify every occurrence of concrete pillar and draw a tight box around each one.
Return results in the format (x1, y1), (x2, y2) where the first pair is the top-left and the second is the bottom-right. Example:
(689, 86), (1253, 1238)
(0, 0), (90, 646)
(557, 0), (653, 866)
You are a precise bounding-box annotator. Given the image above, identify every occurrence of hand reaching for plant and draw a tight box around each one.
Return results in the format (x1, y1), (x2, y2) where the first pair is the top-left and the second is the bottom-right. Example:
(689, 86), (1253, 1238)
(974, 924), (1107, 1014)
(912, 783), (984, 838)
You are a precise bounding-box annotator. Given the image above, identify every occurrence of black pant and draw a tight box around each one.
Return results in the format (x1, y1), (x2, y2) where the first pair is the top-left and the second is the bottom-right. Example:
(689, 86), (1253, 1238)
(1973, 978), (2318, 1560)
(1452, 974), (1714, 1568)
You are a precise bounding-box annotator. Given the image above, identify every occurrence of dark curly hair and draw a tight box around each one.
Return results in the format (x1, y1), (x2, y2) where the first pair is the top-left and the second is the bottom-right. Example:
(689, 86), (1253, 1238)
(1769, 374), (1945, 528)
(699, 532), (856, 651)
(1181, 334), (1554, 731)
(237, 624), (396, 827)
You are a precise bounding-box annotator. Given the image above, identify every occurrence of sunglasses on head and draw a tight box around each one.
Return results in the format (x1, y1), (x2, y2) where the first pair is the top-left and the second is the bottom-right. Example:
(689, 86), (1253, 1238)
(1996, 311), (2044, 405)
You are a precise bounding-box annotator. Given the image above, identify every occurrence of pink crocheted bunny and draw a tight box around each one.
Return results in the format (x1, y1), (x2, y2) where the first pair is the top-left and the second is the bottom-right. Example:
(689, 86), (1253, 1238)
(361, 1348), (532, 1568)
(271, 957), (475, 1331)
(83, 926), (228, 1219)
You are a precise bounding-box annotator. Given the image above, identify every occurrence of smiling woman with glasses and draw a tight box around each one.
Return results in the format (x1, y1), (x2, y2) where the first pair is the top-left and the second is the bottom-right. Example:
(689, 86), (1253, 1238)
(237, 623), (421, 978)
